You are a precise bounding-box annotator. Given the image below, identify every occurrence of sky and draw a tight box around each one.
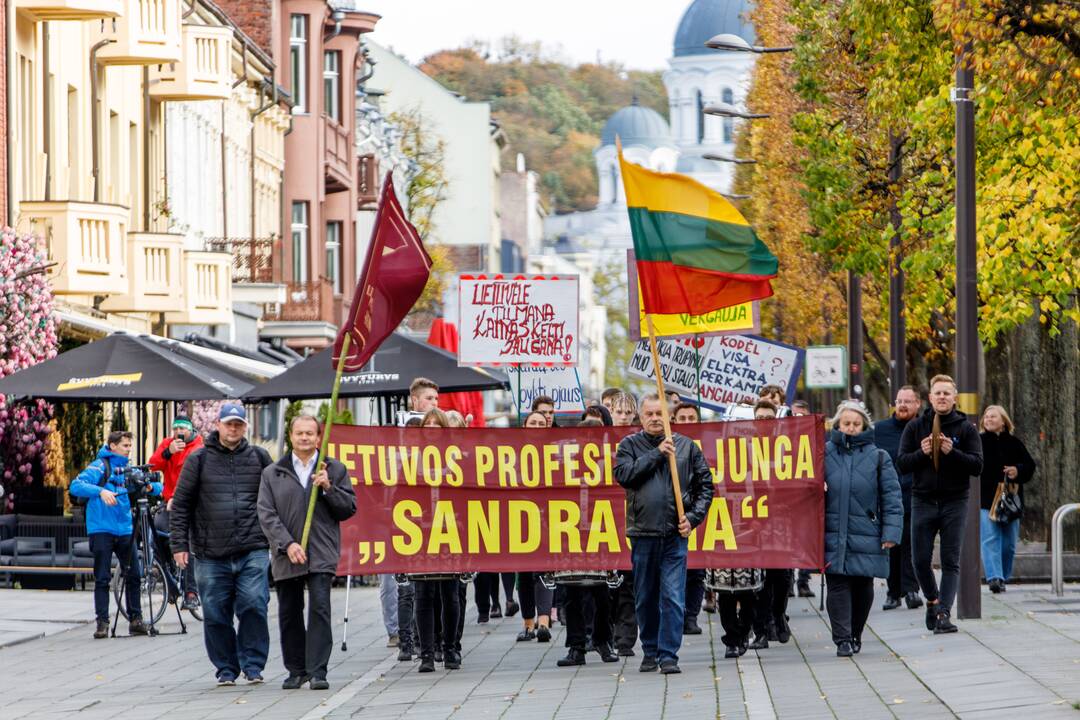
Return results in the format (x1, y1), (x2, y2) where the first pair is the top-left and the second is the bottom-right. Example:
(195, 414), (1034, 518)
(358, 0), (692, 70)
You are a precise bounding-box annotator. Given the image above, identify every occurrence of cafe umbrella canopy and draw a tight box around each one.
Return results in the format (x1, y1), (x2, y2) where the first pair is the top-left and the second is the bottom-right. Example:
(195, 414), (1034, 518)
(242, 332), (509, 401)
(0, 332), (256, 401)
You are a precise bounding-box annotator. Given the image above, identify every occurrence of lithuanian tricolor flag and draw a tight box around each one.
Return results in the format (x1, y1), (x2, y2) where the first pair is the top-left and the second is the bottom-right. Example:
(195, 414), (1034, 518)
(619, 146), (778, 316)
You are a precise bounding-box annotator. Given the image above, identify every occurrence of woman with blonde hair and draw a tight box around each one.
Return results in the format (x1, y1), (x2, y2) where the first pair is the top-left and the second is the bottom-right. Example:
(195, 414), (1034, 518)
(978, 405), (1036, 593)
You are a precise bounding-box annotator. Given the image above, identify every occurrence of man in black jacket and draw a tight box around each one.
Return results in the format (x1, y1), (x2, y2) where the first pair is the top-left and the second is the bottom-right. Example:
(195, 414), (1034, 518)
(897, 375), (983, 635)
(258, 415), (356, 690)
(171, 403), (273, 686)
(874, 385), (924, 611)
(615, 394), (713, 674)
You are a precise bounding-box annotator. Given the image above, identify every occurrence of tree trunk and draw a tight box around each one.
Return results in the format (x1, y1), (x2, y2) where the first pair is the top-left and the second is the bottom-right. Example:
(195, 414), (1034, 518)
(984, 310), (1079, 547)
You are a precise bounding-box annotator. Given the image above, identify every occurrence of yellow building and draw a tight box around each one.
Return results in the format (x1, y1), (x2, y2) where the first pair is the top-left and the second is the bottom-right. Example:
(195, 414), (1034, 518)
(11, 0), (289, 342)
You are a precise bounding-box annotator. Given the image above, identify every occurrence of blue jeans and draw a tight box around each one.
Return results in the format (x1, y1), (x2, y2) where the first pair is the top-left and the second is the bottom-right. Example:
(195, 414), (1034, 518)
(631, 535), (688, 663)
(980, 509), (1019, 582)
(195, 549), (270, 680)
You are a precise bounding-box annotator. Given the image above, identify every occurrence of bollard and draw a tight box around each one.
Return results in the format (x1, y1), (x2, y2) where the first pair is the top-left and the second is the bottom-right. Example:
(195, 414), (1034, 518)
(1051, 503), (1080, 596)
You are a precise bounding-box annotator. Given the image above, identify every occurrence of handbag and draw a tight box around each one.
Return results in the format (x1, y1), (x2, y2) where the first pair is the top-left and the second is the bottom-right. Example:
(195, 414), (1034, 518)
(989, 473), (1023, 523)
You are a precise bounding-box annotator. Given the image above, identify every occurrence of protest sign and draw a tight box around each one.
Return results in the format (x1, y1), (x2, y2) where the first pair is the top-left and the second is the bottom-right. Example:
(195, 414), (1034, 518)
(330, 416), (824, 575)
(626, 250), (759, 341)
(458, 275), (579, 366)
(514, 365), (586, 415)
(805, 345), (848, 389)
(629, 334), (805, 408)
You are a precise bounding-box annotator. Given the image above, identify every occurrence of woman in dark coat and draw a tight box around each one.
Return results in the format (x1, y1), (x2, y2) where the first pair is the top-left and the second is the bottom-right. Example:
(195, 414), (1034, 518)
(979, 405), (1036, 593)
(824, 401), (903, 657)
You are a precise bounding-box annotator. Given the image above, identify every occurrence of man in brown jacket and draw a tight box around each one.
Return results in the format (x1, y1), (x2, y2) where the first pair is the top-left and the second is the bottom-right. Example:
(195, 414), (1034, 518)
(258, 415), (356, 690)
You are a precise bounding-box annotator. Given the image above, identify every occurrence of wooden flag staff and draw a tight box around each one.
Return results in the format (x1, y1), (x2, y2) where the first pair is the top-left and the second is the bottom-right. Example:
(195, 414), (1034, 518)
(300, 333), (351, 551)
(645, 315), (686, 521)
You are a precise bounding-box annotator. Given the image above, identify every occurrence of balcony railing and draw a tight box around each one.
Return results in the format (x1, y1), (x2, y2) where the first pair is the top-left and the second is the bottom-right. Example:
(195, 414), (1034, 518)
(205, 236), (279, 284)
(358, 153), (379, 208)
(323, 116), (352, 192)
(164, 250), (232, 325)
(263, 279), (333, 323)
(94, 0), (182, 66)
(17, 200), (128, 295)
(15, 0), (121, 21)
(99, 232), (184, 313)
(151, 24), (233, 100)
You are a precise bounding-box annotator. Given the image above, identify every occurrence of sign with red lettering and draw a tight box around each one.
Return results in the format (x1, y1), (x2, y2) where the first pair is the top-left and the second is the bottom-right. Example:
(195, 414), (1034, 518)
(330, 417), (825, 575)
(458, 275), (579, 366)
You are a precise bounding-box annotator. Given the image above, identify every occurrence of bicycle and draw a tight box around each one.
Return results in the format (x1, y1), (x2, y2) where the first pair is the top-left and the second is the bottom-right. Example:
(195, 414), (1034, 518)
(111, 485), (201, 635)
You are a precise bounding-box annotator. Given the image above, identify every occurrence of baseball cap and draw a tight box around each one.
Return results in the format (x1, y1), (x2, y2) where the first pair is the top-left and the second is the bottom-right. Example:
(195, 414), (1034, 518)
(218, 403), (248, 424)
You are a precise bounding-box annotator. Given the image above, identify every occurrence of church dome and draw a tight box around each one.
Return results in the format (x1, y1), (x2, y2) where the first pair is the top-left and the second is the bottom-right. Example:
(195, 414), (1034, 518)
(599, 101), (675, 148)
(673, 0), (755, 57)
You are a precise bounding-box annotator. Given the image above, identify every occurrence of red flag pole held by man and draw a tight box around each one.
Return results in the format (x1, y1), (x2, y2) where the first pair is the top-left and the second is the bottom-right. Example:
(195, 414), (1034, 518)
(300, 173), (433, 551)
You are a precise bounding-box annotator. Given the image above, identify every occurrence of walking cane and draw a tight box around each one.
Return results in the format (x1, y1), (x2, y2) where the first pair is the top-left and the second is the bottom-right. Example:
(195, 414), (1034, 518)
(819, 571), (825, 612)
(341, 576), (352, 651)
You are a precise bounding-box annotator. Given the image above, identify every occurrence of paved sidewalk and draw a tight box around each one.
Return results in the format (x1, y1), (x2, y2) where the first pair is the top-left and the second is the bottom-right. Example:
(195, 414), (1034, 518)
(1, 579), (1078, 719)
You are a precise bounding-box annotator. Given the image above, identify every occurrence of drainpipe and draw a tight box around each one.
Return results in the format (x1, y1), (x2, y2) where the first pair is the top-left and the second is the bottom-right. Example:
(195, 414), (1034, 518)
(89, 38), (115, 203)
(142, 66), (150, 230)
(221, 101), (227, 239)
(5, 0), (15, 222)
(42, 23), (50, 200)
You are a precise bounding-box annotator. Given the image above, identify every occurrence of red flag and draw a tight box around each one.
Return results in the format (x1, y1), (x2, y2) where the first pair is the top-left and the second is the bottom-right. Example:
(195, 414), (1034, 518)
(332, 173), (432, 371)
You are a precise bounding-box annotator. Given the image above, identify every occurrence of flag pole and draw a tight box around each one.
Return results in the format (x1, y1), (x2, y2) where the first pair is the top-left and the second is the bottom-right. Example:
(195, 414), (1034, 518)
(301, 333), (351, 552)
(645, 315), (685, 521)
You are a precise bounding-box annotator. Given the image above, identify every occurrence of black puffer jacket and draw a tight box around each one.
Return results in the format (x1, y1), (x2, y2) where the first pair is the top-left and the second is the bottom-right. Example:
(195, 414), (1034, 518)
(614, 431), (713, 537)
(897, 408), (983, 501)
(170, 431), (273, 560)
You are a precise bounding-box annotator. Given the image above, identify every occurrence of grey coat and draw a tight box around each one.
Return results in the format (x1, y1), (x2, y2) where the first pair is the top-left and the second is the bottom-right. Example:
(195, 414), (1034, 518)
(257, 453), (356, 581)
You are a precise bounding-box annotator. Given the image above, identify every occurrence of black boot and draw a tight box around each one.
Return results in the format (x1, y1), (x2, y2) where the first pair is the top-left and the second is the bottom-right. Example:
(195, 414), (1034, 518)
(683, 617), (703, 635)
(882, 596), (902, 611)
(597, 642), (618, 662)
(557, 648), (586, 667)
(444, 649), (462, 669)
(905, 591), (924, 609)
(934, 610), (958, 634)
(836, 640), (854, 657)
(418, 655), (435, 673)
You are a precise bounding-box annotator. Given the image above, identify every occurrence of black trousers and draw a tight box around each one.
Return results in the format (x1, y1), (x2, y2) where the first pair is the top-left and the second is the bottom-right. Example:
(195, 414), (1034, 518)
(717, 592), (756, 647)
(415, 579), (460, 657)
(611, 570), (638, 651)
(685, 569), (706, 619)
(565, 584), (612, 650)
(518, 572), (554, 620)
(275, 573), (334, 680)
(474, 572), (516, 615)
(397, 582), (416, 650)
(90, 532), (141, 622)
(825, 573), (874, 644)
(456, 583), (466, 650)
(911, 496), (968, 611)
(887, 502), (918, 599)
(752, 569), (791, 636)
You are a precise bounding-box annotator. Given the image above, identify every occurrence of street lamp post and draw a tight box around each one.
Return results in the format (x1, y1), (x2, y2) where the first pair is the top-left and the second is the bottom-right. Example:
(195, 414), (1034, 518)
(705, 33), (793, 54)
(888, 133), (906, 396)
(953, 43), (981, 621)
(703, 153), (757, 165)
(847, 269), (864, 400)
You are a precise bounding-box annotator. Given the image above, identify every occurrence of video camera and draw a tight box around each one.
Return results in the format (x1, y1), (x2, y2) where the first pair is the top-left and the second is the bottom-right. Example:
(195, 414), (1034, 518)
(124, 464), (162, 500)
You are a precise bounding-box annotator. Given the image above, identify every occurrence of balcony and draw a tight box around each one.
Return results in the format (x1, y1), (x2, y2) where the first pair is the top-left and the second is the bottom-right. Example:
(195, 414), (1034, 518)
(94, 0), (182, 66)
(357, 153), (379, 208)
(323, 116), (352, 192)
(205, 236), (286, 307)
(263, 279), (333, 323)
(99, 232), (184, 313)
(15, 0), (121, 21)
(164, 251), (232, 325)
(17, 200), (128, 295)
(151, 24), (233, 100)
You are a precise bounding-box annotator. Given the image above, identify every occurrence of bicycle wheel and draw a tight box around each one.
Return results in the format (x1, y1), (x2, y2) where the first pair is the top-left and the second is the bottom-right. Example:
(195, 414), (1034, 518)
(112, 559), (168, 625)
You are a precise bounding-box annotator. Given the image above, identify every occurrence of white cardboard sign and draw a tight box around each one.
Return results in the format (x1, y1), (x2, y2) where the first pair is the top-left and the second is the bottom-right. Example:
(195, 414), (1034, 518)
(514, 366), (586, 415)
(458, 275), (579, 366)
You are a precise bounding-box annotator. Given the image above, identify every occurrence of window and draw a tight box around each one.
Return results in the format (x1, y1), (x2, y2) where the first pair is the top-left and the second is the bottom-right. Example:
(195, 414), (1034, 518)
(610, 164), (619, 204)
(695, 89), (704, 144)
(325, 221), (342, 293)
(289, 15), (308, 113)
(323, 51), (340, 122)
(722, 88), (734, 143)
(291, 201), (308, 282)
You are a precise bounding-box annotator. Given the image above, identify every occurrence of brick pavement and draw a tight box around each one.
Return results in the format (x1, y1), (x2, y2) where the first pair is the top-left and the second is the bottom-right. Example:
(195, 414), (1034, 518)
(1, 579), (1078, 719)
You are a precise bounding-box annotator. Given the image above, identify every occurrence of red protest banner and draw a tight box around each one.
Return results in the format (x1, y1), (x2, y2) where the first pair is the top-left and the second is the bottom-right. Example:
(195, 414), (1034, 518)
(329, 416), (824, 575)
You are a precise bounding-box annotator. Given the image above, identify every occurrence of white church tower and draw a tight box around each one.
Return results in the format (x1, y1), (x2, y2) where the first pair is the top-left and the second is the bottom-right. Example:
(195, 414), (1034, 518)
(664, 0), (757, 193)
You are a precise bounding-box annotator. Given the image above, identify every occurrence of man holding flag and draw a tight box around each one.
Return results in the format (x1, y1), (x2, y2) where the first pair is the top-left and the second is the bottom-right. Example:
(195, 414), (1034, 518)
(614, 142), (778, 673)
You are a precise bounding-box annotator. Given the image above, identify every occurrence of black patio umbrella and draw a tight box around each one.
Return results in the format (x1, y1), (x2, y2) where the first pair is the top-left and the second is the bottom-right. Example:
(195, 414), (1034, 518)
(0, 333), (255, 402)
(243, 332), (509, 401)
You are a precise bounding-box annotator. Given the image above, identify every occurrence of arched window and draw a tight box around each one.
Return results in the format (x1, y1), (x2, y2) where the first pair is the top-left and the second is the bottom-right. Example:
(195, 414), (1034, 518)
(696, 89), (705, 144)
(722, 88), (734, 143)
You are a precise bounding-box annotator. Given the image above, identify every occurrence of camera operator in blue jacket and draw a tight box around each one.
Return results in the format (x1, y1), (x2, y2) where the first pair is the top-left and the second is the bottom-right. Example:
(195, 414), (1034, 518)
(70, 430), (162, 639)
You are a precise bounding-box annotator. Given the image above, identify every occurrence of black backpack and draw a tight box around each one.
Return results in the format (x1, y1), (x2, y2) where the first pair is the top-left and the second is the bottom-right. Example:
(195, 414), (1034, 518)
(69, 457), (113, 507)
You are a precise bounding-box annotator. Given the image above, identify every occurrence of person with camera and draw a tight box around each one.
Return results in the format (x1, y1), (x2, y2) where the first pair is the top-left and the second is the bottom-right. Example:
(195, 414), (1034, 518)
(258, 414), (356, 690)
(171, 403), (273, 686)
(149, 415), (203, 610)
(70, 430), (162, 639)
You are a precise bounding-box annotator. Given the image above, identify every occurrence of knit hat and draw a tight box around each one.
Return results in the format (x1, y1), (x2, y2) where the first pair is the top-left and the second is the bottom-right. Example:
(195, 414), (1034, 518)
(831, 400), (872, 429)
(172, 416), (195, 431)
